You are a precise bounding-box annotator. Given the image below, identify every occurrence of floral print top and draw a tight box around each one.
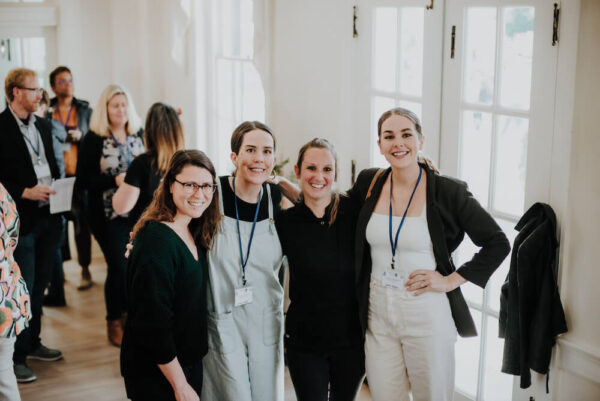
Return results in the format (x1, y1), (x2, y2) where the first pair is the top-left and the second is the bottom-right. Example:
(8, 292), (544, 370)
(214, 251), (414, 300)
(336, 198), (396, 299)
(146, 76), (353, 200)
(0, 183), (31, 337)
(100, 134), (145, 220)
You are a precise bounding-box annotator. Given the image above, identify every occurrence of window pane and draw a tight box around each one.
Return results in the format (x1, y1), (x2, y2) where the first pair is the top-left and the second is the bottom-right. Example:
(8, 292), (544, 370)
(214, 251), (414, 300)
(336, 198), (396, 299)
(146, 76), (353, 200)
(486, 218), (517, 312)
(216, 119), (236, 175)
(216, 59), (235, 120)
(455, 236), (483, 306)
(373, 8), (398, 92)
(219, 0), (253, 59)
(460, 110), (493, 207)
(463, 8), (497, 105)
(241, 62), (265, 121)
(456, 309), (482, 398)
(398, 8), (424, 97)
(493, 115), (528, 217)
(397, 100), (422, 120)
(499, 7), (535, 111)
(483, 317), (514, 401)
(371, 96), (396, 167)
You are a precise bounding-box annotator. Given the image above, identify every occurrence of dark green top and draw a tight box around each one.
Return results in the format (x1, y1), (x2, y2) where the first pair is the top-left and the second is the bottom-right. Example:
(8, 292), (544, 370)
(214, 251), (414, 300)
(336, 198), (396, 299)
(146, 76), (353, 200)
(120, 221), (208, 380)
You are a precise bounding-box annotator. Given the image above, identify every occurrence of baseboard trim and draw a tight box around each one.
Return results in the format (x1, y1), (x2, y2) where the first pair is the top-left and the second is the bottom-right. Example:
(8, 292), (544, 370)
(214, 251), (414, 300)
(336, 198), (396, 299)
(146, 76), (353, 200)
(557, 338), (600, 385)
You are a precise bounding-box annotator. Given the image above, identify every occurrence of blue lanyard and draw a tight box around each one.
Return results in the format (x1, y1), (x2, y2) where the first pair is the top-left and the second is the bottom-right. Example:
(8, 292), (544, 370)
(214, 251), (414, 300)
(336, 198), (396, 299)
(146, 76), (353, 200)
(233, 177), (262, 286)
(21, 125), (42, 163)
(388, 166), (422, 269)
(56, 103), (75, 129)
(109, 131), (133, 166)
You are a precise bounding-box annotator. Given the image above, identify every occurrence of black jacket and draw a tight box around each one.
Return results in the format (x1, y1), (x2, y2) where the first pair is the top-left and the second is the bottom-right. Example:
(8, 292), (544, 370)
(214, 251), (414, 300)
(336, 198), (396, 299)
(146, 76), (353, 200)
(0, 107), (60, 234)
(47, 97), (92, 138)
(349, 165), (510, 337)
(499, 203), (567, 389)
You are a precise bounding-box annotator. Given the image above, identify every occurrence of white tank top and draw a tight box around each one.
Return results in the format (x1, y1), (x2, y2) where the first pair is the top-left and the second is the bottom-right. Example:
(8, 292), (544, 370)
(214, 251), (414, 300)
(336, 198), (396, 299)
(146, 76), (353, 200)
(366, 206), (437, 282)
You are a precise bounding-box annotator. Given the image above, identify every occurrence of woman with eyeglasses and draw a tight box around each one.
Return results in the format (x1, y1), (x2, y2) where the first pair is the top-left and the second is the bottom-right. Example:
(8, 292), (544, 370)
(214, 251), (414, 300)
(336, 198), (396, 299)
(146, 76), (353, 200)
(121, 150), (220, 401)
(76, 84), (144, 347)
(201, 121), (285, 401)
(112, 102), (184, 229)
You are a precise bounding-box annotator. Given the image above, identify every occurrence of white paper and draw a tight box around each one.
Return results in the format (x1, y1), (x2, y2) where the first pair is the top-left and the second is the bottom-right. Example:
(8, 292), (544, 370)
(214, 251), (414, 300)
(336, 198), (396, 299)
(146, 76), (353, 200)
(49, 177), (76, 214)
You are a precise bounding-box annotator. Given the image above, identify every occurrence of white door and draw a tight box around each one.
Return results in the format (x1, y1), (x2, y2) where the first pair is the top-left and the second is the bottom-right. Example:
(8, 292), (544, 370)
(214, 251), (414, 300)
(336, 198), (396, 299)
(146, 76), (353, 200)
(440, 1), (557, 400)
(350, 0), (444, 175)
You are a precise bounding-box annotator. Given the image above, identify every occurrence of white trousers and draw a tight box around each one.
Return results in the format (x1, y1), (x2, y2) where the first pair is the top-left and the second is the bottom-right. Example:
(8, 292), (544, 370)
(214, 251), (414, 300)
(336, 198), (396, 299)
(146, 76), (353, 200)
(365, 279), (457, 401)
(0, 338), (20, 401)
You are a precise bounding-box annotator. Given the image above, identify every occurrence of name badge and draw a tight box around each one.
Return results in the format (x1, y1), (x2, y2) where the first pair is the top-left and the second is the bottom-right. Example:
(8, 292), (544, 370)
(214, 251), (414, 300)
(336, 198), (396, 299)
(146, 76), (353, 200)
(235, 286), (253, 307)
(33, 163), (51, 180)
(62, 143), (72, 152)
(381, 270), (406, 290)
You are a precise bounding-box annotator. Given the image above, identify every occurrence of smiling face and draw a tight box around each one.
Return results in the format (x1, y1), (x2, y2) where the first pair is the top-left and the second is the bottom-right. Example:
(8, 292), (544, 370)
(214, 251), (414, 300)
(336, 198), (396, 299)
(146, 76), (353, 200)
(295, 147), (336, 204)
(170, 165), (214, 221)
(107, 93), (129, 129)
(378, 114), (424, 170)
(230, 129), (276, 186)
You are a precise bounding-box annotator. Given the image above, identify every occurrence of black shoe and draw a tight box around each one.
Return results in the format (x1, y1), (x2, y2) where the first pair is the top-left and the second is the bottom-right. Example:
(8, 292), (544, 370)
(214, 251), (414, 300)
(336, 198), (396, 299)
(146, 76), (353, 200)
(43, 294), (66, 307)
(27, 344), (63, 361)
(14, 363), (37, 383)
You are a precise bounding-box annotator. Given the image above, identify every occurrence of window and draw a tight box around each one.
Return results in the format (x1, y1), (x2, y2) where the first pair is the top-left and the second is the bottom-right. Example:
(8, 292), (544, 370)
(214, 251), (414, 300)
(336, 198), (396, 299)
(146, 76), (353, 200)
(211, 0), (266, 175)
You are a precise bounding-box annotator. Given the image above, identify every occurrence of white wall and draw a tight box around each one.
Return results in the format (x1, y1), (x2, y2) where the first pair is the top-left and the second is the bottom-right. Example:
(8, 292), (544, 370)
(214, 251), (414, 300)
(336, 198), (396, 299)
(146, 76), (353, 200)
(553, 1), (600, 399)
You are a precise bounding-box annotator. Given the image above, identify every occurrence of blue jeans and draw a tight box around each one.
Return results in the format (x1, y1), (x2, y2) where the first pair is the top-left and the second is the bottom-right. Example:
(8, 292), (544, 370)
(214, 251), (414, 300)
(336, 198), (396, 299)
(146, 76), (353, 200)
(13, 213), (64, 363)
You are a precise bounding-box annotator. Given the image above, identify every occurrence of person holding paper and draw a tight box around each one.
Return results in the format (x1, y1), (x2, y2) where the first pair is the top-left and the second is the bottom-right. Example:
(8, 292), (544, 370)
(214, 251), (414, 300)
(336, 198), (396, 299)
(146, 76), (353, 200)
(0, 68), (64, 383)
(76, 84), (144, 347)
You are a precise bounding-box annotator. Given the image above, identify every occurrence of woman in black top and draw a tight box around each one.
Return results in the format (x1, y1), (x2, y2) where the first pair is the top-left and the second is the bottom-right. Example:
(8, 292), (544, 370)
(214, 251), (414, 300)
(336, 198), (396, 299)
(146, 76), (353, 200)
(112, 102), (185, 228)
(276, 138), (364, 401)
(121, 149), (220, 401)
(76, 84), (144, 346)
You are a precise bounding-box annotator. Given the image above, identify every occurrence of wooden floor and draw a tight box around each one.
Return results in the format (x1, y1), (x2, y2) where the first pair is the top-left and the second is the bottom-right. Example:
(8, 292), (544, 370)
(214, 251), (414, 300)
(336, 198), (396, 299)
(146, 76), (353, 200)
(17, 238), (372, 401)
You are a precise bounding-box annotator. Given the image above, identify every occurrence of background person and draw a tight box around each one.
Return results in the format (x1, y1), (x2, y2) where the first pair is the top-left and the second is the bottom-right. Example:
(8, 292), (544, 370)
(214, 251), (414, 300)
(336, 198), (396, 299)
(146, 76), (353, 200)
(76, 84), (144, 347)
(275, 138), (365, 401)
(0, 68), (63, 383)
(47, 66), (94, 291)
(201, 121), (284, 401)
(0, 183), (32, 400)
(121, 150), (219, 401)
(112, 102), (184, 228)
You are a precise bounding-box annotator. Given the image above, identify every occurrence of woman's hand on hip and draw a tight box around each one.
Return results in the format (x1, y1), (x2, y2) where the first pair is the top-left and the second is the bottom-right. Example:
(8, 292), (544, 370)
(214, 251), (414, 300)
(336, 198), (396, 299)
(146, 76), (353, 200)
(405, 270), (466, 296)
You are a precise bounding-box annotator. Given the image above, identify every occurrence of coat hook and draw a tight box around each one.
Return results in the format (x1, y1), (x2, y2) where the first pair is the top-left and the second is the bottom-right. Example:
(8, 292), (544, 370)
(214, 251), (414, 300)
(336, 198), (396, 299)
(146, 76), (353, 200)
(426, 0), (434, 10)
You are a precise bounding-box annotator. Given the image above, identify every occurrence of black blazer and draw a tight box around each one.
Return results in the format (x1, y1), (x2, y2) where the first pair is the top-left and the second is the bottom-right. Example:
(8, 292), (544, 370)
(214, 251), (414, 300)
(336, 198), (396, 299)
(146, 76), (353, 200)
(349, 165), (510, 337)
(0, 107), (59, 235)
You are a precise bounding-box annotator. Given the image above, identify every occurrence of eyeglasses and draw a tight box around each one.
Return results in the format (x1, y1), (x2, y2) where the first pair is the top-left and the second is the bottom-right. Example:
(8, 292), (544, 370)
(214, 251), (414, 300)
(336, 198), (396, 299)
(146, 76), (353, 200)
(57, 78), (73, 85)
(174, 179), (217, 196)
(18, 87), (44, 95)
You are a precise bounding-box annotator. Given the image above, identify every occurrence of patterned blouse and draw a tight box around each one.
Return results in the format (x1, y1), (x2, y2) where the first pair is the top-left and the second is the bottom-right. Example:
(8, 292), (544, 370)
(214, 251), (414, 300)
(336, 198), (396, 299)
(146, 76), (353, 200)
(0, 183), (31, 338)
(100, 134), (145, 220)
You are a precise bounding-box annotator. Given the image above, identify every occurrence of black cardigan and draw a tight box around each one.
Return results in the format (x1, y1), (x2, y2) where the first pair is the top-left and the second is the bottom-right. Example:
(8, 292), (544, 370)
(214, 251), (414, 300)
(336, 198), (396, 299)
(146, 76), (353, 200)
(499, 203), (567, 389)
(0, 108), (60, 234)
(349, 165), (510, 337)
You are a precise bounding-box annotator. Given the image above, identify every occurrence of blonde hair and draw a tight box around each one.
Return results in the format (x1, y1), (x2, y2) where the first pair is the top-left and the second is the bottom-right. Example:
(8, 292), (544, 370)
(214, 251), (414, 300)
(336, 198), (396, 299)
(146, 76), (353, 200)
(89, 84), (142, 137)
(4, 68), (37, 102)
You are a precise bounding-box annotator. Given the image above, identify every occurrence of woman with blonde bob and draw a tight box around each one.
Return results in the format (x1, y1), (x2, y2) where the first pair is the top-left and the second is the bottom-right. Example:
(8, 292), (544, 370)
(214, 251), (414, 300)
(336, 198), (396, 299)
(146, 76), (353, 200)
(121, 149), (219, 401)
(76, 84), (144, 346)
(112, 102), (184, 228)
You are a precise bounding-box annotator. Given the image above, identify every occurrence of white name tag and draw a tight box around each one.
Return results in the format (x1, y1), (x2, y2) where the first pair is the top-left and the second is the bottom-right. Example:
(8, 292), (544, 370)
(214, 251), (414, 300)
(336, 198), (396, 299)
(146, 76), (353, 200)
(235, 286), (253, 307)
(33, 163), (51, 180)
(381, 270), (406, 290)
(62, 143), (72, 152)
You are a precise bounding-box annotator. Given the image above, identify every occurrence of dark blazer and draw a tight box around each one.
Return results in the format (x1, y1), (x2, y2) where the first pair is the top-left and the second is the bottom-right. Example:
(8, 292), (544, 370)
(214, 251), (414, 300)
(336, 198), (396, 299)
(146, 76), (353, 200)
(349, 165), (510, 337)
(0, 107), (60, 235)
(499, 203), (567, 389)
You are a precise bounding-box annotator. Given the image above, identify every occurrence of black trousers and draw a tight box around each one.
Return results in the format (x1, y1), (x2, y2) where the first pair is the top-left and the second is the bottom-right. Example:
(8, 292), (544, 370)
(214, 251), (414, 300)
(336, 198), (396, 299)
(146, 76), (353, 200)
(125, 361), (203, 401)
(287, 346), (365, 401)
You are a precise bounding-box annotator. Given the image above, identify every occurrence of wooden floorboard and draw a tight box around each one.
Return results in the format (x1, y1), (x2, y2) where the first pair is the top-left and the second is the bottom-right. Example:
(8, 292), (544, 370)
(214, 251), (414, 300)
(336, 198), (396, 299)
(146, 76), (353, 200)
(18, 237), (371, 401)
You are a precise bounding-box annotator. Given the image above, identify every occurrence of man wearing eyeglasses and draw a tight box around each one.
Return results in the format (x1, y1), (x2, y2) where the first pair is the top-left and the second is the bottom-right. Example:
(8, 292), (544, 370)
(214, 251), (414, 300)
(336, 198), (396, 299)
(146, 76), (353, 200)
(0, 68), (63, 383)
(44, 66), (94, 301)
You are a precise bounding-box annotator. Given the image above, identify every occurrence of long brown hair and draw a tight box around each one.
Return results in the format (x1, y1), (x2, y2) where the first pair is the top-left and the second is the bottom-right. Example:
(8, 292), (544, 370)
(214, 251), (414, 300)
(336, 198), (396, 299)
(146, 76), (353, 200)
(296, 138), (340, 226)
(131, 150), (220, 249)
(143, 102), (184, 174)
(377, 107), (439, 173)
